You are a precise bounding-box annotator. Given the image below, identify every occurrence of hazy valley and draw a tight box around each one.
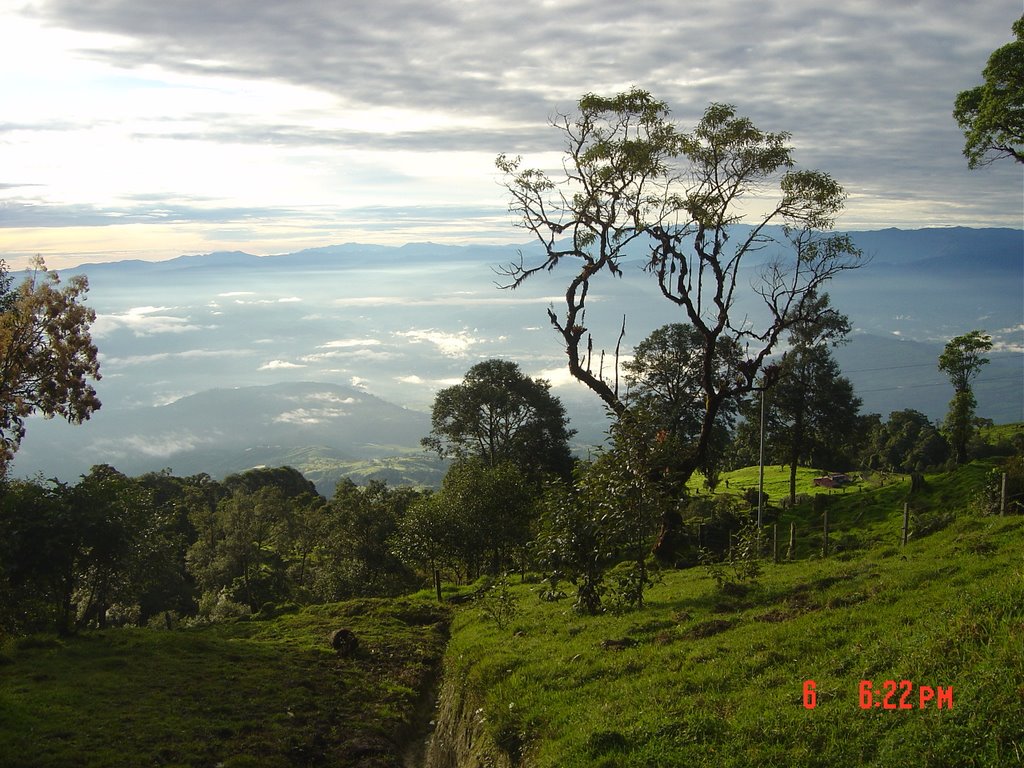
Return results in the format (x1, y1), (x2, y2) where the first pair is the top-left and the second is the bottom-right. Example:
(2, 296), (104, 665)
(11, 226), (1023, 491)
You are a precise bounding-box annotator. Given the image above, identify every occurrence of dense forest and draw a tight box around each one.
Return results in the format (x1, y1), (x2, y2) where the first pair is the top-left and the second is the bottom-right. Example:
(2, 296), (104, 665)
(2, 350), (1020, 637)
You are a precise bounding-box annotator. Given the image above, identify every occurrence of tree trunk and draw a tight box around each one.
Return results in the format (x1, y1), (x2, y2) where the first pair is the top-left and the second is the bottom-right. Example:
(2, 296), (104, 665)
(652, 507), (685, 565)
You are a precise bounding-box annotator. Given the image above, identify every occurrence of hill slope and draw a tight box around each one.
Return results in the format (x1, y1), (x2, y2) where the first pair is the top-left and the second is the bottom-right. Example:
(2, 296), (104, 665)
(0, 598), (449, 768)
(12, 382), (445, 493)
(438, 460), (1024, 767)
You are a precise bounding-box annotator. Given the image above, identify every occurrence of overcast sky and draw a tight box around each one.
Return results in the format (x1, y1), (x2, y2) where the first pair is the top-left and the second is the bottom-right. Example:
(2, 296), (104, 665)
(2, 0), (1022, 269)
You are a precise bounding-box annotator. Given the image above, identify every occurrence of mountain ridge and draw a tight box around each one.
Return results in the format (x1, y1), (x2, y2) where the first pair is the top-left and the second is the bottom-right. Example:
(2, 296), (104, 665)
(49, 225), (1023, 276)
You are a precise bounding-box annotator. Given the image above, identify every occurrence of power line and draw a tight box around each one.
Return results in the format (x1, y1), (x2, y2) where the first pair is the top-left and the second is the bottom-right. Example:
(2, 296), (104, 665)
(857, 376), (1023, 394)
(843, 362), (937, 374)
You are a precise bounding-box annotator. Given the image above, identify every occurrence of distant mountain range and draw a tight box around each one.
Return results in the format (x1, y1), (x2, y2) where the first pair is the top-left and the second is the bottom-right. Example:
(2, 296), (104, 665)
(10, 227), (1022, 492)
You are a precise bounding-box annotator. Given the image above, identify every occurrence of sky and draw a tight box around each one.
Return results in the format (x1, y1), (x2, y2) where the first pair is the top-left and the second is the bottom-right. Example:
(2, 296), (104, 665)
(1, 0), (1022, 270)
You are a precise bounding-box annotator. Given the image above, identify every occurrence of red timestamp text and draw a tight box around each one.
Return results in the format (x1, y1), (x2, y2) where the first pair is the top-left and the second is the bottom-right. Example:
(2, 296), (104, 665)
(800, 680), (953, 710)
(858, 679), (953, 710)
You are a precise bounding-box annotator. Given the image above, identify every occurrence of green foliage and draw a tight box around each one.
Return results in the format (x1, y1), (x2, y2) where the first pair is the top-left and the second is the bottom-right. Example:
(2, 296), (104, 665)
(938, 331), (994, 464)
(953, 15), (1024, 167)
(422, 359), (575, 481)
(698, 520), (763, 592)
(0, 597), (449, 767)
(498, 90), (862, 496)
(623, 323), (743, 444)
(314, 479), (419, 600)
(477, 573), (521, 630)
(0, 258), (102, 472)
(534, 416), (666, 615)
(0, 466), (187, 636)
(938, 330), (994, 394)
(186, 485), (298, 611)
(743, 293), (861, 504)
(444, 470), (1024, 767)
(862, 409), (950, 473)
(972, 455), (1024, 516)
(394, 460), (538, 596)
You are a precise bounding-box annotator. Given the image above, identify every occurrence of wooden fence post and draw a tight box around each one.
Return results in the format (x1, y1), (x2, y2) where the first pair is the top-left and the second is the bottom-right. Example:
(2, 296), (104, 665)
(902, 502), (910, 546)
(772, 523), (779, 563)
(788, 522), (796, 561)
(1001, 473), (1007, 517)
(822, 508), (829, 558)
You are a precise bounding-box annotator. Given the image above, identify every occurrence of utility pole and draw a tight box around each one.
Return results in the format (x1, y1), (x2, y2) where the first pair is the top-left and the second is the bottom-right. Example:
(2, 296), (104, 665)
(758, 386), (765, 530)
(757, 385), (766, 555)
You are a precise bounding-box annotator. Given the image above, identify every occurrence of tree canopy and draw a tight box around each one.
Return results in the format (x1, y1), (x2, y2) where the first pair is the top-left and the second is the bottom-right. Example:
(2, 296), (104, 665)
(953, 14), (1024, 168)
(422, 359), (575, 480)
(938, 330), (993, 394)
(498, 91), (860, 475)
(0, 259), (101, 472)
(497, 90), (862, 559)
(938, 330), (993, 464)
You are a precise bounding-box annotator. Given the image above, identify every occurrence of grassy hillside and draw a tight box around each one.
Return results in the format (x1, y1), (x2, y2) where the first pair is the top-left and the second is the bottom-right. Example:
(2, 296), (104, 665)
(445, 460), (1024, 767)
(0, 598), (448, 768)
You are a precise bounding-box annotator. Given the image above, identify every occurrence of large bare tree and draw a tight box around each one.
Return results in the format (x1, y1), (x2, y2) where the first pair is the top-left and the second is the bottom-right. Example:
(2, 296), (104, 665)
(497, 89), (863, 560)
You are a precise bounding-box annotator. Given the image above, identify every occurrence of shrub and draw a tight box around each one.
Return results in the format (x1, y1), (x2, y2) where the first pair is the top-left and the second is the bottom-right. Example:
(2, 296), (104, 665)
(477, 574), (520, 630)
(699, 520), (762, 592)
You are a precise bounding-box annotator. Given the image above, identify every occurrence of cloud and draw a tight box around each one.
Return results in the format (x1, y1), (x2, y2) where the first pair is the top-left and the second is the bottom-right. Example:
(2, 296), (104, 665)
(231, 296), (304, 305)
(396, 374), (462, 388)
(92, 306), (205, 337)
(102, 347), (253, 366)
(258, 359), (306, 370)
(92, 431), (212, 458)
(394, 328), (482, 357)
(284, 391), (358, 405)
(301, 348), (397, 363)
(273, 407), (350, 425)
(5, 0), (1021, 267)
(319, 338), (383, 348)
(0, 198), (309, 229)
(332, 295), (565, 308)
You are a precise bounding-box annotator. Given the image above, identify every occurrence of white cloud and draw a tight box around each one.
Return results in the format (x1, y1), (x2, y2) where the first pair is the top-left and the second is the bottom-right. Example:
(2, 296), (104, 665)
(102, 348), (253, 366)
(285, 391), (357, 405)
(273, 407), (350, 425)
(319, 338), (383, 348)
(2, 0), (1022, 269)
(333, 295), (565, 308)
(396, 374), (462, 387)
(394, 328), (481, 357)
(152, 391), (193, 406)
(92, 306), (202, 337)
(301, 348), (397, 363)
(258, 359), (306, 370)
(224, 295), (303, 305)
(92, 431), (212, 458)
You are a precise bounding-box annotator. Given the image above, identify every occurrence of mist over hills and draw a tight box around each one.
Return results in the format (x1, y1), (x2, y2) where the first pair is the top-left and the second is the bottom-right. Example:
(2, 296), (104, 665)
(10, 227), (1022, 492)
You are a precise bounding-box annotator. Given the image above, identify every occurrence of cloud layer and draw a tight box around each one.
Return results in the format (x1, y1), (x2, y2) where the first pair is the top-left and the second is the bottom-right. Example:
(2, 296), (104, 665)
(1, 0), (1021, 266)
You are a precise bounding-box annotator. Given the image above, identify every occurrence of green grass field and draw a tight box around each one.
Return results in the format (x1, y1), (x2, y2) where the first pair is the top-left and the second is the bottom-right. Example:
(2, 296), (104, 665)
(0, 598), (448, 768)
(1, 458), (1021, 767)
(690, 463), (867, 498)
(446, 460), (1024, 767)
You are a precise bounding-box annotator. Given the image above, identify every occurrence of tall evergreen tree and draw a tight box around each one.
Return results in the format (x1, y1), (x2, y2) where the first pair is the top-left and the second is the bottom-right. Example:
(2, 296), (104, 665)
(938, 330), (993, 464)
(756, 293), (861, 505)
